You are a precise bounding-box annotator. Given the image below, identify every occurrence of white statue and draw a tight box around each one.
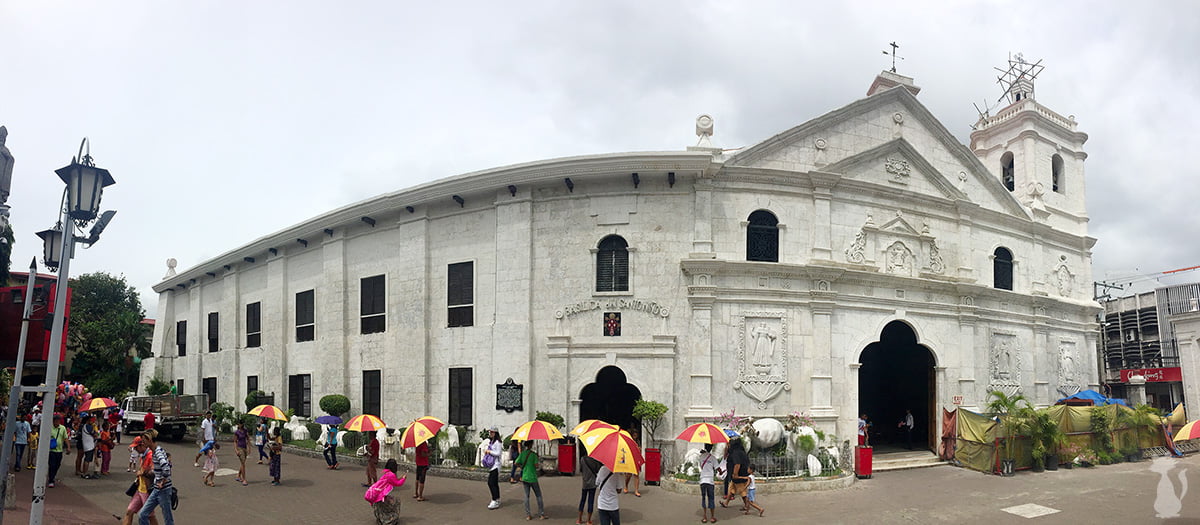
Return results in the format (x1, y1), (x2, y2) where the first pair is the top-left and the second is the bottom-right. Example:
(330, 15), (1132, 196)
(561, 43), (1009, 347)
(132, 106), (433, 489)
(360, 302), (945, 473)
(806, 454), (823, 477)
(750, 418), (785, 449)
(681, 447), (703, 476)
(0, 126), (13, 206)
(750, 323), (777, 375)
(439, 425), (460, 461)
(286, 416), (309, 441)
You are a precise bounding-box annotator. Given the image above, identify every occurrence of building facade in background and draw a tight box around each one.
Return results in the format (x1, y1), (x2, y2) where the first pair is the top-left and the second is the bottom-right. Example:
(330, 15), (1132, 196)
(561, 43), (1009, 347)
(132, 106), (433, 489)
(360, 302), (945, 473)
(1104, 283), (1200, 413)
(140, 70), (1100, 453)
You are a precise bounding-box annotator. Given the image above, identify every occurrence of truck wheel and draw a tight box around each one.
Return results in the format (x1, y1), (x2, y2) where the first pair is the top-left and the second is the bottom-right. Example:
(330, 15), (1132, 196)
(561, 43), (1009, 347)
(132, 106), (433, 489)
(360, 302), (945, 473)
(172, 430), (185, 441)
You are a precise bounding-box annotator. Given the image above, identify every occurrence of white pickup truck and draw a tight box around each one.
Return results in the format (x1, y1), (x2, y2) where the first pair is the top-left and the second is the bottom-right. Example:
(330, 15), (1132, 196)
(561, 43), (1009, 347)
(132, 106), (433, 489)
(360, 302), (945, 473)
(121, 394), (209, 441)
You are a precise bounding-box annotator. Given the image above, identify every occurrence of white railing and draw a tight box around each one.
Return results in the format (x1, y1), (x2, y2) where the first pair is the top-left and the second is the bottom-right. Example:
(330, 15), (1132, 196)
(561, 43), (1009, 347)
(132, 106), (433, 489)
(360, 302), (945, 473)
(975, 99), (1077, 132)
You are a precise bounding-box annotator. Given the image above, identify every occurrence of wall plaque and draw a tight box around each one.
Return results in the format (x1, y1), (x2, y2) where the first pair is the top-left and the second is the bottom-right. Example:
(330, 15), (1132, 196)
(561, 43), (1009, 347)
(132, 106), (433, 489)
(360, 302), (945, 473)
(496, 378), (523, 413)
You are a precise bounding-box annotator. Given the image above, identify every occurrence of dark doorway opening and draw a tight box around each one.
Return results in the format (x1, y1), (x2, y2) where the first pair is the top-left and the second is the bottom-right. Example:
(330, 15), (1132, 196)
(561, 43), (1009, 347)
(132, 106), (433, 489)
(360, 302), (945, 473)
(579, 366), (642, 433)
(858, 321), (935, 453)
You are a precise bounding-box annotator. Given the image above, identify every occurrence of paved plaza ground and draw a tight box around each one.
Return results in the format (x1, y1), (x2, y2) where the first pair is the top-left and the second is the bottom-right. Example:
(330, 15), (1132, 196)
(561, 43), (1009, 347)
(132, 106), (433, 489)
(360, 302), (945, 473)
(7, 443), (1200, 524)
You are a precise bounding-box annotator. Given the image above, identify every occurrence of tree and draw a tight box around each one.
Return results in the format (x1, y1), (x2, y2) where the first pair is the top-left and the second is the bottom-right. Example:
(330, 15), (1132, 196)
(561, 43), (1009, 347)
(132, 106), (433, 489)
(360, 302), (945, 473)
(632, 399), (669, 449)
(66, 272), (151, 396)
(319, 394), (350, 417)
(0, 225), (13, 285)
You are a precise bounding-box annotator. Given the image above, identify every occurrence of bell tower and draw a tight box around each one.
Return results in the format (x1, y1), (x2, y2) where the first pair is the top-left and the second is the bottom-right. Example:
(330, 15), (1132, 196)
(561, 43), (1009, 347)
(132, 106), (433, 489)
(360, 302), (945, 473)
(969, 54), (1090, 235)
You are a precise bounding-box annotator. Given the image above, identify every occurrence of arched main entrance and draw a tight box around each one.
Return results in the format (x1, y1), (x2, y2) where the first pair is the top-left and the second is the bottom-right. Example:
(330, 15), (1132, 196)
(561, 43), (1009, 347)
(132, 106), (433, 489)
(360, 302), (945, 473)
(858, 320), (935, 453)
(579, 366), (642, 432)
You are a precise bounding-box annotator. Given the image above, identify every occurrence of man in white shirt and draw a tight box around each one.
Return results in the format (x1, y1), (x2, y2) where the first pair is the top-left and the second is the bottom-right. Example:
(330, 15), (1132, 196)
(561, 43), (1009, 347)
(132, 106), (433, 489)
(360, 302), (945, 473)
(194, 411), (216, 467)
(596, 464), (621, 525)
(857, 414), (871, 446)
(897, 409), (914, 450)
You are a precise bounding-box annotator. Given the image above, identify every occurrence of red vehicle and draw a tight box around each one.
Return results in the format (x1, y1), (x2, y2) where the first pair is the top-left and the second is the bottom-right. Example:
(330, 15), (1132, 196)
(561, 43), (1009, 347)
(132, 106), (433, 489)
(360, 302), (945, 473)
(0, 274), (70, 380)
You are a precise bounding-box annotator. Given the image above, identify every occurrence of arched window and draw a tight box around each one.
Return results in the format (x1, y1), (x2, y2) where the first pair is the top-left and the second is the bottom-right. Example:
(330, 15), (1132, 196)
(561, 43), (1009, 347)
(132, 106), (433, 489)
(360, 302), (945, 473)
(596, 235), (629, 292)
(1051, 154), (1064, 193)
(746, 210), (779, 262)
(994, 247), (1014, 291)
(1000, 152), (1015, 192)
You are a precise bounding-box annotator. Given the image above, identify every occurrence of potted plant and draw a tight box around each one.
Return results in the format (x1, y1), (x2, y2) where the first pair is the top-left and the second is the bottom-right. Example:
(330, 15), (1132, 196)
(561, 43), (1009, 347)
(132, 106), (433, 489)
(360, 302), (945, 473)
(1060, 443), (1079, 469)
(1027, 408), (1066, 471)
(632, 399), (669, 485)
(986, 390), (1030, 477)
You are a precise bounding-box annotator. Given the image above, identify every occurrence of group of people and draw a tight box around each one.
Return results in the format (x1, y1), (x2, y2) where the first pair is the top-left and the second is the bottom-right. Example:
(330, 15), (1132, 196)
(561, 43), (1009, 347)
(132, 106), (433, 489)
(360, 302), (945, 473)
(856, 409), (915, 449)
(694, 439), (765, 523)
(6, 406), (124, 486)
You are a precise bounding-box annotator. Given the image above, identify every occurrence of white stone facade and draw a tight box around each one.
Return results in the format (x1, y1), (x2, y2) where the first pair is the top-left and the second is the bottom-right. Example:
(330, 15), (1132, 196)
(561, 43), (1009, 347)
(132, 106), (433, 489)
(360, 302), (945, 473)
(141, 73), (1101, 449)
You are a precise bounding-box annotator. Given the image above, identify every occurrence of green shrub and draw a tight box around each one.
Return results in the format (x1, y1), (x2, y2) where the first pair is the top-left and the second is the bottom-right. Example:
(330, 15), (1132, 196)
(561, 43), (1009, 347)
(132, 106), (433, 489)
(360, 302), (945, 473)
(210, 402), (235, 428)
(319, 395), (351, 417)
(306, 423), (322, 440)
(244, 390), (267, 411)
(146, 376), (171, 396)
(343, 431), (366, 451)
(447, 443), (478, 466)
(239, 413), (259, 430)
(535, 411), (565, 429)
(219, 422), (232, 433)
(281, 428), (294, 443)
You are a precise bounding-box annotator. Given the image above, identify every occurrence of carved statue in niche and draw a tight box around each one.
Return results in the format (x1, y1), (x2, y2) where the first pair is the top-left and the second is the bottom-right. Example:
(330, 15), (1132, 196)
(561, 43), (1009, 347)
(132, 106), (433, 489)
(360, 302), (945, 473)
(845, 230), (867, 263)
(750, 322), (777, 375)
(1055, 264), (1074, 296)
(988, 333), (1022, 397)
(885, 241), (911, 274)
(928, 240), (945, 274)
(1057, 341), (1081, 397)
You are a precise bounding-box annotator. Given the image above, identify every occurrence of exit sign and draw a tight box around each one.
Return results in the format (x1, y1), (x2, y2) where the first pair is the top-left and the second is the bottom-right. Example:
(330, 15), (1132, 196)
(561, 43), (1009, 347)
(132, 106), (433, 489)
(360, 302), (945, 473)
(952, 395), (964, 405)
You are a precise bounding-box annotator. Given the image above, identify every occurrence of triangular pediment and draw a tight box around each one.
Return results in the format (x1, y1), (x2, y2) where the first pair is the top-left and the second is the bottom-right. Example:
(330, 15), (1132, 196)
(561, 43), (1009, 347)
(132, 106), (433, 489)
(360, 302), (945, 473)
(876, 212), (921, 237)
(727, 86), (1031, 219)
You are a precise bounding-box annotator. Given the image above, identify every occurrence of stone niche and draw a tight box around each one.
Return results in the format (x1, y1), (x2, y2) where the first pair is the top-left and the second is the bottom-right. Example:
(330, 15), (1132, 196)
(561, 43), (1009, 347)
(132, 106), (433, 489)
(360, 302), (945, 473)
(735, 311), (789, 408)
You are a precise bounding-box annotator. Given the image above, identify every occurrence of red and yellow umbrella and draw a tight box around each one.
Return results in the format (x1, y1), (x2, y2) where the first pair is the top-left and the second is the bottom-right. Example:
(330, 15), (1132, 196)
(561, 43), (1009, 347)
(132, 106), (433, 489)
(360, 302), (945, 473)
(80, 397), (117, 412)
(1173, 420), (1200, 441)
(570, 419), (618, 436)
(345, 414), (388, 433)
(248, 404), (288, 421)
(675, 422), (729, 444)
(579, 428), (644, 475)
(512, 420), (565, 441)
(400, 416), (445, 448)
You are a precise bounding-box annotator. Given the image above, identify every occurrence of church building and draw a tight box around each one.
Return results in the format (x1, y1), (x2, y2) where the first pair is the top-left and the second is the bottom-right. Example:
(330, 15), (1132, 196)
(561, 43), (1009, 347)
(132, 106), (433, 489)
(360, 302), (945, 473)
(141, 65), (1101, 456)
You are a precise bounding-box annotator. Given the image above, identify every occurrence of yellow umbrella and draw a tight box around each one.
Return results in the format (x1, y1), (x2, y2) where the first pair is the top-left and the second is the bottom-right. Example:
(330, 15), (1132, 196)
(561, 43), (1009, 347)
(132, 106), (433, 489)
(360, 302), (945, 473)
(345, 414), (388, 433)
(579, 428), (644, 475)
(512, 420), (564, 441)
(248, 404), (288, 421)
(675, 422), (729, 444)
(400, 416), (445, 448)
(570, 419), (618, 436)
(80, 397), (117, 412)
(1173, 419), (1200, 441)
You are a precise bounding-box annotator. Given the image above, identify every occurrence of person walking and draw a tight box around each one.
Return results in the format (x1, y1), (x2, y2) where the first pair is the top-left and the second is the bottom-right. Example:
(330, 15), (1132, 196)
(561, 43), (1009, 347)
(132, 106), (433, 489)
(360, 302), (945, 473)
(26, 415), (39, 470)
(742, 464), (765, 517)
(194, 411), (215, 467)
(233, 421), (249, 486)
(255, 418), (269, 464)
(622, 428), (642, 497)
(323, 424), (340, 469)
(11, 414), (30, 472)
(72, 415), (85, 477)
(515, 440), (547, 520)
(47, 413), (70, 487)
(725, 439), (751, 511)
(596, 463), (621, 525)
(698, 444), (717, 523)
(364, 431), (380, 487)
(142, 410), (155, 434)
(578, 454), (601, 525)
(79, 414), (99, 479)
(897, 409), (914, 450)
(139, 431), (174, 525)
(484, 427), (503, 510)
(269, 427), (283, 485)
(364, 458), (407, 525)
(202, 444), (219, 486)
(412, 439), (429, 500)
(120, 436), (158, 525)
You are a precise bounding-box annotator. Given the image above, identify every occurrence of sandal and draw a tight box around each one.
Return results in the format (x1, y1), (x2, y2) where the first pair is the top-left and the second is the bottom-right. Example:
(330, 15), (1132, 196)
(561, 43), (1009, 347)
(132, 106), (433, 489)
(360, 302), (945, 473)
(416, 497), (426, 502)
(634, 492), (642, 497)
(702, 519), (708, 523)
(759, 509), (765, 517)
(540, 516), (549, 520)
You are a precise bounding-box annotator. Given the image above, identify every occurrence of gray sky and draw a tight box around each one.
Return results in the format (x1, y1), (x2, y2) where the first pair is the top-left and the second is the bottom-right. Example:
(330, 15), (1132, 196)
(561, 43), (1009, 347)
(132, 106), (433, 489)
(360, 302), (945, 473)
(2, 1), (1198, 313)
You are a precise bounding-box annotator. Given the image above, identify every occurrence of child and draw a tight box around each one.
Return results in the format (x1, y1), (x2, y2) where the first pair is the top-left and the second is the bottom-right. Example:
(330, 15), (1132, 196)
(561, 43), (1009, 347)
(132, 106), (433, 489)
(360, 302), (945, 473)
(269, 427), (283, 486)
(203, 443), (220, 486)
(743, 464), (764, 517)
(698, 444), (717, 523)
(98, 422), (114, 475)
(127, 440), (140, 472)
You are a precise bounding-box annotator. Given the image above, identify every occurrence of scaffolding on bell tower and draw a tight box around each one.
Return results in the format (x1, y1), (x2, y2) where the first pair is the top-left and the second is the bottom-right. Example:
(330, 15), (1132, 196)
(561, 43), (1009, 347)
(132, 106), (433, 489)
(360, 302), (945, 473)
(995, 52), (1045, 105)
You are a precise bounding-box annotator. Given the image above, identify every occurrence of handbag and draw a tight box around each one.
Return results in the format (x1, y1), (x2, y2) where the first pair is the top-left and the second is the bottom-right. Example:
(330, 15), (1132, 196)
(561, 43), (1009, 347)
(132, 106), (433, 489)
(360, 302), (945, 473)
(482, 451), (496, 468)
(125, 480), (138, 497)
(170, 487), (179, 510)
(49, 438), (57, 450)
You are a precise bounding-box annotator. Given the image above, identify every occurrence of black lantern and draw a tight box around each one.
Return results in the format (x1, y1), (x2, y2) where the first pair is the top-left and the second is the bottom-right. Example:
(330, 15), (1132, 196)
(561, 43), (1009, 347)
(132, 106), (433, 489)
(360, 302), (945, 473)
(55, 161), (115, 221)
(36, 226), (64, 270)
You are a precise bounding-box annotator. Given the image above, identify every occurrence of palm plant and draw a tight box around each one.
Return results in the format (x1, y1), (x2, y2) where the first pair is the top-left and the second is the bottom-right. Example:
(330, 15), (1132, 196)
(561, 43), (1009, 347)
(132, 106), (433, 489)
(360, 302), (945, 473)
(1026, 408), (1066, 467)
(985, 390), (1031, 465)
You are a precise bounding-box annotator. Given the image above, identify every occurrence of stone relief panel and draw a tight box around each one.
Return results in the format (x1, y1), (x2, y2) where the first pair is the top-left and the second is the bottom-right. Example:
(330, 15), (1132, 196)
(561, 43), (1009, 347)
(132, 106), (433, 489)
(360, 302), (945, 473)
(1057, 341), (1082, 397)
(885, 157), (911, 185)
(988, 332), (1022, 396)
(1052, 258), (1074, 297)
(928, 240), (946, 275)
(845, 229), (868, 264)
(884, 241), (914, 276)
(735, 311), (790, 409)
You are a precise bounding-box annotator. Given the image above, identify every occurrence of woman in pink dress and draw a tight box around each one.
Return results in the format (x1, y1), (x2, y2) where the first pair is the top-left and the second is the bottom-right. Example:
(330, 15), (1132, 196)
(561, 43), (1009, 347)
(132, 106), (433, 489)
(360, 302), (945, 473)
(364, 458), (407, 525)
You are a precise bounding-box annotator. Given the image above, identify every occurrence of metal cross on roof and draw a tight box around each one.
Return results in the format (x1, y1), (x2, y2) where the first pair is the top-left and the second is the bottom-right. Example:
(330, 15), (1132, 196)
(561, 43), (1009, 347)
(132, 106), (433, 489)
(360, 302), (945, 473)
(882, 41), (904, 73)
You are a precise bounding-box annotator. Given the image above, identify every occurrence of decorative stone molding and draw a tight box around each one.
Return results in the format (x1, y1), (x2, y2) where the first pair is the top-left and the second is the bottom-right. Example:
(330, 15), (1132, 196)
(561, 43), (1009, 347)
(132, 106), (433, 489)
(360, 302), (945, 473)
(885, 157), (911, 184)
(1051, 257), (1074, 297)
(845, 229), (868, 263)
(884, 241), (914, 275)
(928, 240), (945, 274)
(735, 311), (789, 408)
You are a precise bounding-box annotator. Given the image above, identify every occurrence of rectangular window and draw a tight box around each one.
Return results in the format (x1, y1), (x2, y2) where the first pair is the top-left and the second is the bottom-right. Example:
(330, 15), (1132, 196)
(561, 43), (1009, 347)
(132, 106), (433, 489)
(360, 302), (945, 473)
(176, 379), (184, 394)
(202, 377), (217, 406)
(448, 367), (472, 426)
(176, 320), (187, 356)
(296, 289), (315, 342)
(246, 302), (262, 348)
(207, 312), (219, 352)
(287, 374), (311, 417)
(447, 262), (474, 327)
(362, 370), (382, 417)
(360, 275), (386, 334)
(247, 376), (259, 395)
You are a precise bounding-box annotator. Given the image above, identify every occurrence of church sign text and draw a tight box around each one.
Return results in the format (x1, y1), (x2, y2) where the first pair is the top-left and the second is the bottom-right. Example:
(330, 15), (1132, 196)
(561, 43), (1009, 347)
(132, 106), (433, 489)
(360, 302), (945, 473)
(555, 298), (670, 319)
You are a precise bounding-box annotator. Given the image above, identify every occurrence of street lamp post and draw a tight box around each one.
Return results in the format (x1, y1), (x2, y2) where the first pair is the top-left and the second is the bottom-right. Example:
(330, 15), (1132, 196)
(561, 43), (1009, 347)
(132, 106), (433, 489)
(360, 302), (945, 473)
(0, 258), (39, 523)
(28, 140), (115, 525)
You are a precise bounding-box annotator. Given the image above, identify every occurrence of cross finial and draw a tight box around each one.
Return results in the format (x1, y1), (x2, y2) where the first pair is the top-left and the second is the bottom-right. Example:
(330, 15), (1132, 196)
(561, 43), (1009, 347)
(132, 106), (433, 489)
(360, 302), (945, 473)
(882, 42), (904, 73)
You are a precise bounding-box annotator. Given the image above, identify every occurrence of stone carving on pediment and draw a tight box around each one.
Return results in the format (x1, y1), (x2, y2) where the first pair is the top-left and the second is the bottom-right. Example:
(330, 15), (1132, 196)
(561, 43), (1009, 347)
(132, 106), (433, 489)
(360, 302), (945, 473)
(956, 171), (968, 194)
(988, 332), (1022, 397)
(845, 230), (868, 263)
(885, 157), (911, 184)
(1057, 341), (1081, 397)
(735, 312), (789, 409)
(928, 240), (946, 275)
(1052, 258), (1074, 297)
(884, 241), (913, 275)
(1022, 181), (1046, 212)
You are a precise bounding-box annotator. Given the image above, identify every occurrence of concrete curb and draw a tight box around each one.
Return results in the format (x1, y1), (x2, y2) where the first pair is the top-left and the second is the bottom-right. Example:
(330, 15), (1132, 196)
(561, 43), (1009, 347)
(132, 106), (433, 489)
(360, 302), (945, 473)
(659, 473), (855, 495)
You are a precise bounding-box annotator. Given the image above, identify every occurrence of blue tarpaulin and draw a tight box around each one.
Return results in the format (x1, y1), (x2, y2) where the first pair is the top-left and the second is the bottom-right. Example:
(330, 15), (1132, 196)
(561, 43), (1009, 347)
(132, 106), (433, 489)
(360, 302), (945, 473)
(1056, 389), (1130, 407)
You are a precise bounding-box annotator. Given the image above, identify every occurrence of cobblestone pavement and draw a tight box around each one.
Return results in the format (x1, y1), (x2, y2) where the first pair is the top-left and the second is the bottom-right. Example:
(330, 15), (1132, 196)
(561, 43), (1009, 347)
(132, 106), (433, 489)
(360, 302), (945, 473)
(16, 443), (1200, 524)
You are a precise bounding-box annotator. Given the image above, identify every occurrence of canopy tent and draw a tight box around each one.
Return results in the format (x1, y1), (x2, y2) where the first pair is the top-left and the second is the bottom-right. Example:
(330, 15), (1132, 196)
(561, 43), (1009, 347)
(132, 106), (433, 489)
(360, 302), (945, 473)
(1055, 389), (1130, 407)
